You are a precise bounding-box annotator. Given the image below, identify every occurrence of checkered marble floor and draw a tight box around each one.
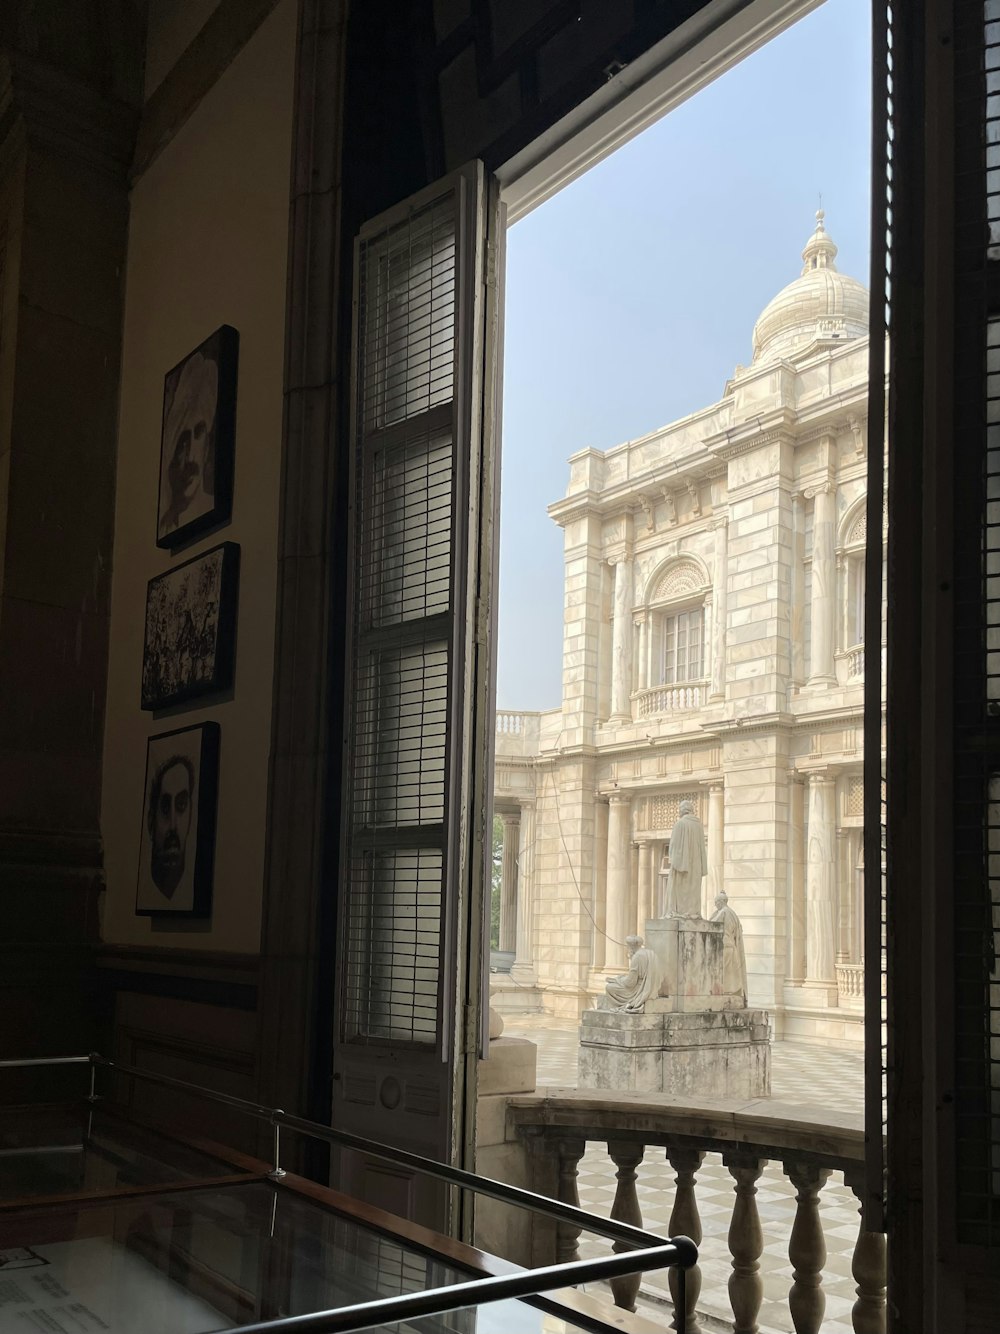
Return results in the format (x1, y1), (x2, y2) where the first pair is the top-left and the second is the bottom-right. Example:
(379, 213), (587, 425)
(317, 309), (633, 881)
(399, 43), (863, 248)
(501, 1017), (866, 1333)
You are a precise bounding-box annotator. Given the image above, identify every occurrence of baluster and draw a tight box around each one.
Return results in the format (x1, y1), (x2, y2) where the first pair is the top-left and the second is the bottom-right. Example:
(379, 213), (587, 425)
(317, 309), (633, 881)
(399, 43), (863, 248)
(843, 1168), (887, 1334)
(784, 1160), (831, 1334)
(724, 1152), (767, 1334)
(667, 1147), (704, 1334)
(555, 1137), (587, 1265)
(608, 1140), (645, 1312)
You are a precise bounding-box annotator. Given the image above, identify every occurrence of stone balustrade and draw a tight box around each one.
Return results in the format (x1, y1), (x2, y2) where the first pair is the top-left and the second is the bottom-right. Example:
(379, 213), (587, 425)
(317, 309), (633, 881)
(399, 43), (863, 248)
(494, 710), (542, 757)
(635, 682), (709, 717)
(837, 963), (865, 1005)
(506, 1090), (885, 1333)
(846, 645), (864, 679)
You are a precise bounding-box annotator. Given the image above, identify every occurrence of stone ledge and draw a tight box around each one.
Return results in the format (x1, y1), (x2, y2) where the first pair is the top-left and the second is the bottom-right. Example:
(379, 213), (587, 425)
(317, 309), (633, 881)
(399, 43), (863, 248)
(505, 1087), (864, 1163)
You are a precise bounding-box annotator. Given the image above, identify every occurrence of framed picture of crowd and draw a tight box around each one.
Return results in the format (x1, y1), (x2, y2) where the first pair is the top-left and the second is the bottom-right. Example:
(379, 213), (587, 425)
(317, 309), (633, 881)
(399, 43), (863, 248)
(156, 325), (239, 549)
(136, 722), (220, 917)
(141, 542), (240, 711)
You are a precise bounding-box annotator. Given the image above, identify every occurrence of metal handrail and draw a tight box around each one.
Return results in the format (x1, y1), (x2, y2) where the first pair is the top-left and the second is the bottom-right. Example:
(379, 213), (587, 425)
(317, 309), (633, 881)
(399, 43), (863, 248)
(2, 1053), (674, 1252)
(203, 1240), (697, 1334)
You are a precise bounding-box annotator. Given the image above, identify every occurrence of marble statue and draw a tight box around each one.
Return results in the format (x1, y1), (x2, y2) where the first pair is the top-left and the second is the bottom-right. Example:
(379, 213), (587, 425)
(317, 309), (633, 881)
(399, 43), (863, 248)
(602, 935), (662, 1013)
(659, 800), (708, 918)
(710, 891), (748, 1006)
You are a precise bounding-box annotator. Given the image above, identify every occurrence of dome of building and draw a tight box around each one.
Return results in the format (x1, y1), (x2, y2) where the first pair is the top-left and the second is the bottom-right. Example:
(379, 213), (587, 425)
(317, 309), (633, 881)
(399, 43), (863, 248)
(750, 211), (869, 365)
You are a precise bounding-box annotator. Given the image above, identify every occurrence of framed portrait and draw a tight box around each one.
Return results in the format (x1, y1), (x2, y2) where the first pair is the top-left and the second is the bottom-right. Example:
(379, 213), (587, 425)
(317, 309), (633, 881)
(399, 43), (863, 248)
(136, 723), (220, 917)
(156, 325), (239, 549)
(141, 542), (239, 711)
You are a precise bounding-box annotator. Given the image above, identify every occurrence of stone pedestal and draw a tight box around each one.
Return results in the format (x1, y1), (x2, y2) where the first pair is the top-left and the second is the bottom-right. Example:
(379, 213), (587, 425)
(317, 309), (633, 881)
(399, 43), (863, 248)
(644, 917), (733, 1011)
(475, 1037), (541, 1266)
(579, 1005), (771, 1098)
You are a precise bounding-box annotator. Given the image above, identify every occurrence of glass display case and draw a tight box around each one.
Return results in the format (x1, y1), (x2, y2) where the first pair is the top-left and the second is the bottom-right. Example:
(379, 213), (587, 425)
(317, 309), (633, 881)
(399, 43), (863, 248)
(0, 1099), (670, 1334)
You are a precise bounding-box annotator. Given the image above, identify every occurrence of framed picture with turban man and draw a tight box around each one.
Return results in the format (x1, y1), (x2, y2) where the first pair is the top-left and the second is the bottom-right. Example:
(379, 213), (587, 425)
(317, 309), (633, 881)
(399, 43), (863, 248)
(156, 325), (239, 548)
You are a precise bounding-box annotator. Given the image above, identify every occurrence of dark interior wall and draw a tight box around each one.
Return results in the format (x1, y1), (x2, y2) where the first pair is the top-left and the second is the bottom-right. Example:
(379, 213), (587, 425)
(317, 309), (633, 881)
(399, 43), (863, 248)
(0, 12), (141, 1096)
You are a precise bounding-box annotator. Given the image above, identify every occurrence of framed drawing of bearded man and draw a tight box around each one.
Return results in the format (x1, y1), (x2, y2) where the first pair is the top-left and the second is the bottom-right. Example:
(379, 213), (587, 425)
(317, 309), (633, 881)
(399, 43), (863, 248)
(136, 723), (220, 917)
(156, 325), (239, 548)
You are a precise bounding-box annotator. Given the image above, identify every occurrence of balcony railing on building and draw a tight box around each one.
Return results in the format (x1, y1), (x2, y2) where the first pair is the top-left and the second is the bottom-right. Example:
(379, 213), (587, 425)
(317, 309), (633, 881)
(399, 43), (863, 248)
(633, 680), (710, 717)
(502, 1089), (885, 1334)
(495, 710), (542, 756)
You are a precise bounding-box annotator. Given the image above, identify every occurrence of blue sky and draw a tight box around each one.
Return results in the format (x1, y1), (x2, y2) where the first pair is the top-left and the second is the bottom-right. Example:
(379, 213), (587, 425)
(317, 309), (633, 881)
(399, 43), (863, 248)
(496, 0), (871, 710)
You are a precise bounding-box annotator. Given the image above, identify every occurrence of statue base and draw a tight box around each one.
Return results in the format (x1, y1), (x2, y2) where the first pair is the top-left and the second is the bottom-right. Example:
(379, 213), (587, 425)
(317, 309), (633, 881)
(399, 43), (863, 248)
(578, 1005), (772, 1098)
(643, 916), (740, 1011)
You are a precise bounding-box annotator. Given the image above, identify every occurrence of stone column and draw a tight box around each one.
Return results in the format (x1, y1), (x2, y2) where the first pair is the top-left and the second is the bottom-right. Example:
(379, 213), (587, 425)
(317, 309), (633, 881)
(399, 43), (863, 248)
(837, 827), (852, 965)
(593, 798), (609, 971)
(638, 840), (656, 929)
(608, 556), (634, 723)
(808, 483), (837, 685)
(606, 794), (632, 967)
(499, 812), (520, 953)
(636, 614), (649, 691)
(804, 774), (838, 1000)
(707, 783), (725, 914)
(511, 801), (536, 984)
(791, 492), (806, 685)
(788, 776), (806, 983)
(710, 518), (728, 700)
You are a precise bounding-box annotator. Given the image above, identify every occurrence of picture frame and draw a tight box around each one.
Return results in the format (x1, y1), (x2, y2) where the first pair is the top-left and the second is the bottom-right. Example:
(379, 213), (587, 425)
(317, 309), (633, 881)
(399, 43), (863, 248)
(141, 542), (240, 711)
(136, 722), (220, 918)
(156, 325), (239, 549)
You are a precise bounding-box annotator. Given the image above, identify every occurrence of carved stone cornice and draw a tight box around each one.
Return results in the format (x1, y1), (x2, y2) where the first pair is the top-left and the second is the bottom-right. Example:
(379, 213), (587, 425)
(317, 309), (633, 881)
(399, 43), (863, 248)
(703, 406), (798, 460)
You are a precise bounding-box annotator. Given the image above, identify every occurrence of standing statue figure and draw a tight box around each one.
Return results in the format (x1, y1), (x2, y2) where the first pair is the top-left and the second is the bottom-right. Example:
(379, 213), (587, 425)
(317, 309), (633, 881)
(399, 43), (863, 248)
(602, 935), (663, 1013)
(659, 800), (708, 918)
(710, 891), (748, 1006)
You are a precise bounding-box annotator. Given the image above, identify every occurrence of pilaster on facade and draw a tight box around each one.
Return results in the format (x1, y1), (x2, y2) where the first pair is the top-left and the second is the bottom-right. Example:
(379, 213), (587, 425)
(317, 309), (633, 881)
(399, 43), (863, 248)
(510, 798), (537, 986)
(606, 551), (634, 725)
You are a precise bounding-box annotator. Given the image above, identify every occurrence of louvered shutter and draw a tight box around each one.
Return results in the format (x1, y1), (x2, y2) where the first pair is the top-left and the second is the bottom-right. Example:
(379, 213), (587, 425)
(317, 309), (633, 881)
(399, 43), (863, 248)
(863, 0), (892, 1236)
(332, 163), (501, 1233)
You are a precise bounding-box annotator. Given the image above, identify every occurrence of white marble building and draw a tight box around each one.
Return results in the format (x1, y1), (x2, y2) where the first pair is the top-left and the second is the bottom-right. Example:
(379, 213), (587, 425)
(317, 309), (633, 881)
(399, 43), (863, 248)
(493, 213), (880, 1046)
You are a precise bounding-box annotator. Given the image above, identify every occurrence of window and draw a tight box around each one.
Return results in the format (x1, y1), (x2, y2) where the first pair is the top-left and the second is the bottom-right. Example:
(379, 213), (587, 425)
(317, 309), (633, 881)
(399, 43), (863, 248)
(657, 605), (705, 685)
(849, 555), (865, 648)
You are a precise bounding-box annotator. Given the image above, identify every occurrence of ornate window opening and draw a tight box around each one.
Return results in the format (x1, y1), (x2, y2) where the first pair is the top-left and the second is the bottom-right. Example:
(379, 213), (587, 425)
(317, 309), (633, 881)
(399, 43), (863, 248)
(657, 605), (705, 685)
(840, 503), (867, 679)
(643, 557), (710, 694)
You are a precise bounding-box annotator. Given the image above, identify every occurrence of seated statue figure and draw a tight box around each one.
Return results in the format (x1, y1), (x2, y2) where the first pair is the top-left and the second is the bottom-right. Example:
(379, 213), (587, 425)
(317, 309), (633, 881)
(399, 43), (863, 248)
(602, 935), (663, 1013)
(710, 890), (748, 1006)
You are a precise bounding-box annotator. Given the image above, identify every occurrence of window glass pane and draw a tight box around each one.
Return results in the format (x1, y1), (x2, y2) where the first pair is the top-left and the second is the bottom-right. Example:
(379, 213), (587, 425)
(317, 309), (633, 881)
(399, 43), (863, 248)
(663, 616), (675, 683)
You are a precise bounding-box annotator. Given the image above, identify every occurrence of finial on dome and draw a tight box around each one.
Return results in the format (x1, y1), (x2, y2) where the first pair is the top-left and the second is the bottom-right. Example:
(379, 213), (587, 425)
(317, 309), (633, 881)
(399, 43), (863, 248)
(801, 207), (837, 274)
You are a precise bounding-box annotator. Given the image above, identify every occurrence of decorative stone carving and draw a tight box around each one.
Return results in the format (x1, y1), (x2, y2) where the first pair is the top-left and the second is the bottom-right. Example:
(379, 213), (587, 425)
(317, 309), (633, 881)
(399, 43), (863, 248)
(661, 487), (677, 524)
(847, 412), (866, 457)
(686, 478), (702, 516)
(601, 935), (662, 1013)
(650, 557), (707, 605)
(845, 508), (867, 547)
(710, 891), (748, 1006)
(658, 800), (708, 917)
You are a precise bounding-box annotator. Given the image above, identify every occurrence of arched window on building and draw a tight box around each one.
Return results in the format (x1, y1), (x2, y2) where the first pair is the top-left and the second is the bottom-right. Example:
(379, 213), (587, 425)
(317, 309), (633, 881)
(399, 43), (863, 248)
(640, 558), (711, 708)
(839, 503), (867, 680)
